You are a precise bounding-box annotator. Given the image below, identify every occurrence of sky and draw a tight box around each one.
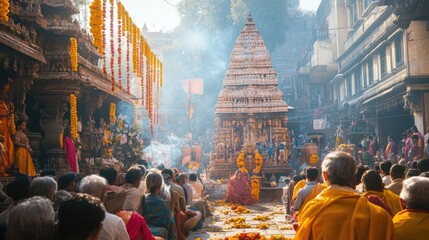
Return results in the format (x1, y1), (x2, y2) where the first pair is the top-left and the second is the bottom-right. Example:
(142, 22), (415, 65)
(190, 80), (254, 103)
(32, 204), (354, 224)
(121, 0), (321, 32)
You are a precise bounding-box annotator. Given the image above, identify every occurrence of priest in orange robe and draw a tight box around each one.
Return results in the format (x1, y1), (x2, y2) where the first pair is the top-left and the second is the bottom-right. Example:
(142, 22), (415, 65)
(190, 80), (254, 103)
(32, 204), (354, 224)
(294, 151), (394, 240)
(393, 176), (429, 240)
(361, 169), (403, 215)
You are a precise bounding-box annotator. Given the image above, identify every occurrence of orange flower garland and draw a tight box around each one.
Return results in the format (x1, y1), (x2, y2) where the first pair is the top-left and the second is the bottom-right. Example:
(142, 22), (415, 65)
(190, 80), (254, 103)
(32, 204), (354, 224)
(9, 103), (15, 134)
(109, 0), (115, 91)
(109, 102), (116, 124)
(102, 0), (107, 74)
(70, 94), (78, 140)
(251, 176), (260, 201)
(0, 0), (10, 22)
(254, 151), (263, 174)
(117, 1), (122, 90)
(69, 38), (78, 72)
(89, 0), (102, 54)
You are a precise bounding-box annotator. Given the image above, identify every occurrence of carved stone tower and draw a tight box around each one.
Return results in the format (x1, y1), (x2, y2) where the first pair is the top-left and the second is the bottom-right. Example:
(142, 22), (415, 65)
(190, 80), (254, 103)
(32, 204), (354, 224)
(210, 14), (291, 178)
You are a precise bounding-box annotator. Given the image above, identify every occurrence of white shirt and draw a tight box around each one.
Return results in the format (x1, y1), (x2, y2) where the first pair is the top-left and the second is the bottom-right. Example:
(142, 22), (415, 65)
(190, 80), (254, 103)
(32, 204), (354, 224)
(189, 180), (204, 201)
(382, 175), (392, 186)
(99, 212), (130, 240)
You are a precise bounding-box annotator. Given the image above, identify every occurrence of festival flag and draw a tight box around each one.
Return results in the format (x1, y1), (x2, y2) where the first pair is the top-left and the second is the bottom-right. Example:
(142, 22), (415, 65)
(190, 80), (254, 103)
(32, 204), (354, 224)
(182, 78), (204, 95)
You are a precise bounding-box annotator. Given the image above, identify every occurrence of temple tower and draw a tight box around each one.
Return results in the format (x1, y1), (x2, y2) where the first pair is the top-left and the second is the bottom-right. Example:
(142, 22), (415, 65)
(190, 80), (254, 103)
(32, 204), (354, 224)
(210, 14), (291, 178)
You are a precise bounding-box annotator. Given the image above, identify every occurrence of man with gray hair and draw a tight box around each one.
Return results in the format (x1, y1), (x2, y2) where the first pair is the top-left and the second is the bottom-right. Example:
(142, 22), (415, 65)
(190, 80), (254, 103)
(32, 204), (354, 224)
(6, 196), (55, 240)
(80, 174), (130, 240)
(29, 176), (57, 201)
(393, 176), (429, 240)
(295, 151), (394, 239)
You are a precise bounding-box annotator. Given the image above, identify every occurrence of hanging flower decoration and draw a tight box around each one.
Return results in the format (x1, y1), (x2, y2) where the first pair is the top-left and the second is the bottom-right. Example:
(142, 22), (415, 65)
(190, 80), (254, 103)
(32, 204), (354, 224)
(0, 0), (10, 22)
(9, 103), (15, 134)
(111, 118), (145, 167)
(117, 1), (122, 90)
(69, 94), (78, 140)
(59, 132), (63, 149)
(236, 151), (247, 174)
(109, 102), (116, 125)
(251, 176), (260, 201)
(109, 0), (115, 91)
(89, 0), (102, 54)
(254, 151), (263, 174)
(310, 154), (319, 165)
(69, 38), (78, 72)
(102, 0), (107, 74)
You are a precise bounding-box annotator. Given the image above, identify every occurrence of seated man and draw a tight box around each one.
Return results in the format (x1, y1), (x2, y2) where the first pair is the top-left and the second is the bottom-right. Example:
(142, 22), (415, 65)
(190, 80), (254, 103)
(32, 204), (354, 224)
(293, 168), (323, 213)
(295, 151), (394, 239)
(386, 164), (405, 195)
(57, 172), (78, 193)
(188, 173), (203, 202)
(394, 176), (429, 240)
(123, 166), (143, 212)
(361, 170), (403, 215)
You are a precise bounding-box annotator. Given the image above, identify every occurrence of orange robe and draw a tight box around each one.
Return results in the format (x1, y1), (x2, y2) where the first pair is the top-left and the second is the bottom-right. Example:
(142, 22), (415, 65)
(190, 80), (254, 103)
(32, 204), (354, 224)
(0, 102), (13, 170)
(297, 183), (325, 215)
(362, 189), (403, 216)
(292, 180), (306, 200)
(295, 186), (394, 240)
(393, 209), (429, 240)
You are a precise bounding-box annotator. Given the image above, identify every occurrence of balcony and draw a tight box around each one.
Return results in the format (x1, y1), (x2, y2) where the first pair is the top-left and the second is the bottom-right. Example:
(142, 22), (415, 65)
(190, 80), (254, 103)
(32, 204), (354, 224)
(309, 40), (337, 83)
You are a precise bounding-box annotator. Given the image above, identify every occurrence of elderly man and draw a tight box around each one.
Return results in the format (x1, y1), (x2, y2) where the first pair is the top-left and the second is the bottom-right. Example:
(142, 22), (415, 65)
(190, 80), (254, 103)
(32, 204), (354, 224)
(29, 176), (58, 201)
(386, 164), (406, 195)
(361, 170), (403, 215)
(393, 176), (429, 240)
(295, 151), (394, 239)
(80, 174), (130, 240)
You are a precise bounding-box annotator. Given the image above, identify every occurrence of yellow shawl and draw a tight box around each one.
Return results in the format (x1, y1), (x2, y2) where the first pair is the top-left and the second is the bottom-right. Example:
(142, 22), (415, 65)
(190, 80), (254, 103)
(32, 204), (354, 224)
(295, 187), (394, 240)
(393, 209), (429, 240)
(362, 189), (403, 215)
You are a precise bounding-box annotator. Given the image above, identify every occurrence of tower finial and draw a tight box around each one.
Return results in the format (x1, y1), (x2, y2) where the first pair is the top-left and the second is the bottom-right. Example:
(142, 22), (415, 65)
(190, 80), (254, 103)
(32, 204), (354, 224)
(247, 13), (253, 22)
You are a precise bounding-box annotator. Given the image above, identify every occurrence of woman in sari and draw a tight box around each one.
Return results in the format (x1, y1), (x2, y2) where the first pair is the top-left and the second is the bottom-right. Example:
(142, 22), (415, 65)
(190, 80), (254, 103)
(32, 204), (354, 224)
(14, 120), (36, 176)
(141, 171), (176, 240)
(226, 170), (256, 205)
(63, 127), (78, 173)
(116, 210), (157, 240)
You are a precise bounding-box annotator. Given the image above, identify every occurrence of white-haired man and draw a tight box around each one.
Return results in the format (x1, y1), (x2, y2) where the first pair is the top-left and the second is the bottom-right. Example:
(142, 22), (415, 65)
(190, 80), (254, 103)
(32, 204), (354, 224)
(80, 174), (130, 240)
(393, 176), (429, 240)
(295, 151), (394, 239)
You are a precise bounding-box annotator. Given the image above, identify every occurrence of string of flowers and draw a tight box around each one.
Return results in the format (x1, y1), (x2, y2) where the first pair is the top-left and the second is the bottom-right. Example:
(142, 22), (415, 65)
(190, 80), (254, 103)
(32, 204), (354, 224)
(109, 0), (115, 91)
(132, 23), (138, 75)
(236, 151), (247, 174)
(89, 0), (102, 54)
(69, 38), (78, 72)
(9, 103), (15, 135)
(160, 62), (163, 88)
(253, 151), (263, 174)
(0, 0), (10, 22)
(102, 0), (107, 74)
(109, 102), (116, 125)
(251, 176), (260, 201)
(125, 11), (131, 95)
(70, 94), (78, 140)
(117, 0), (122, 90)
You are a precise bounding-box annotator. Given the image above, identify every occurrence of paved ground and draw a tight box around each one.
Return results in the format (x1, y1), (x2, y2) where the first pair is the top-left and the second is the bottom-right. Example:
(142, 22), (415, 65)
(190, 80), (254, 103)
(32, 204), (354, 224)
(188, 200), (295, 240)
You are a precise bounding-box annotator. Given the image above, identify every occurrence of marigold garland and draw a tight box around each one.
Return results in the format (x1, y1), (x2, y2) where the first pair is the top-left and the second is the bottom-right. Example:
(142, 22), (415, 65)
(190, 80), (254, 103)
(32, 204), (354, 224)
(251, 176), (260, 201)
(9, 103), (15, 134)
(109, 102), (116, 124)
(310, 154), (319, 165)
(59, 132), (63, 149)
(69, 38), (78, 72)
(69, 94), (78, 140)
(89, 0), (102, 54)
(102, 0), (107, 74)
(0, 0), (10, 22)
(117, 0), (122, 90)
(109, 0), (115, 91)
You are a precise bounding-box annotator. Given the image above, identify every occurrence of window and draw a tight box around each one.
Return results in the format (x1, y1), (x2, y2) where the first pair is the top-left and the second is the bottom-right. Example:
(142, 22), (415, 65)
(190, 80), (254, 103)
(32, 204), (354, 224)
(354, 68), (361, 93)
(395, 36), (403, 68)
(347, 77), (352, 97)
(368, 60), (374, 85)
(362, 64), (368, 89)
(380, 47), (387, 78)
(349, 2), (359, 26)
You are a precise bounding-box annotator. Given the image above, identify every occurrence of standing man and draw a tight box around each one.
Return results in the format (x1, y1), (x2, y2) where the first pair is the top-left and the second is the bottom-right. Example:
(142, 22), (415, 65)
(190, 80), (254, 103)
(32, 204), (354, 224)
(385, 136), (397, 160)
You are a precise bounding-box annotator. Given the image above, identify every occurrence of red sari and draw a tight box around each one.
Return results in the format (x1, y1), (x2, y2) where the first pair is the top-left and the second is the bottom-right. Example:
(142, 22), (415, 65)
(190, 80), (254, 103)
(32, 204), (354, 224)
(63, 136), (78, 173)
(116, 210), (155, 240)
(225, 171), (255, 205)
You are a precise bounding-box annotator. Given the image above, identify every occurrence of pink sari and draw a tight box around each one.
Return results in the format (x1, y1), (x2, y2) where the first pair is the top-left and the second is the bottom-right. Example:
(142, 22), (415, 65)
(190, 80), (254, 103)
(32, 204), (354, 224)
(225, 171), (256, 205)
(63, 136), (78, 173)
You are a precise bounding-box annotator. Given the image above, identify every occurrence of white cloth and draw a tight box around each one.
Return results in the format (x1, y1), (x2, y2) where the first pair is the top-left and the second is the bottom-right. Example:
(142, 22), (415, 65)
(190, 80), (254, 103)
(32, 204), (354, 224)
(99, 212), (130, 240)
(382, 175), (392, 186)
(189, 181), (204, 201)
(122, 186), (142, 212)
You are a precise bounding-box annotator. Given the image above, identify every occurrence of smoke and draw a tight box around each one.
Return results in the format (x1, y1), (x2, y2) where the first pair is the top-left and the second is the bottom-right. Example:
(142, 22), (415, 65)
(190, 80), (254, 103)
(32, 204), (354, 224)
(143, 133), (187, 168)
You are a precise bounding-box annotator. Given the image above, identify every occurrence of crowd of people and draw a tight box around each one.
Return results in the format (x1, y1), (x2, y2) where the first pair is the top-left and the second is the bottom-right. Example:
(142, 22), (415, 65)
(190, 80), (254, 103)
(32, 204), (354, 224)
(0, 164), (209, 240)
(282, 151), (429, 239)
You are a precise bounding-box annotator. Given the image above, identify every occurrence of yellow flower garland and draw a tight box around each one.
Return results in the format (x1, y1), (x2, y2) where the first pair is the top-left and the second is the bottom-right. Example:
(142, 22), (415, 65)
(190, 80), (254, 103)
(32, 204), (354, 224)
(89, 0), (103, 54)
(9, 103), (15, 135)
(109, 102), (116, 124)
(59, 132), (63, 149)
(0, 0), (10, 22)
(69, 94), (78, 140)
(251, 177), (260, 201)
(254, 152), (263, 174)
(69, 38), (78, 72)
(310, 154), (319, 165)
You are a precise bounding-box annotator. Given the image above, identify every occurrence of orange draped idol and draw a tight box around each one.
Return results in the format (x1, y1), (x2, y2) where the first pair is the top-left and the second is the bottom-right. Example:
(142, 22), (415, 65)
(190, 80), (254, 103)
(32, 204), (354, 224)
(0, 102), (13, 171)
(295, 187), (394, 240)
(393, 209), (429, 240)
